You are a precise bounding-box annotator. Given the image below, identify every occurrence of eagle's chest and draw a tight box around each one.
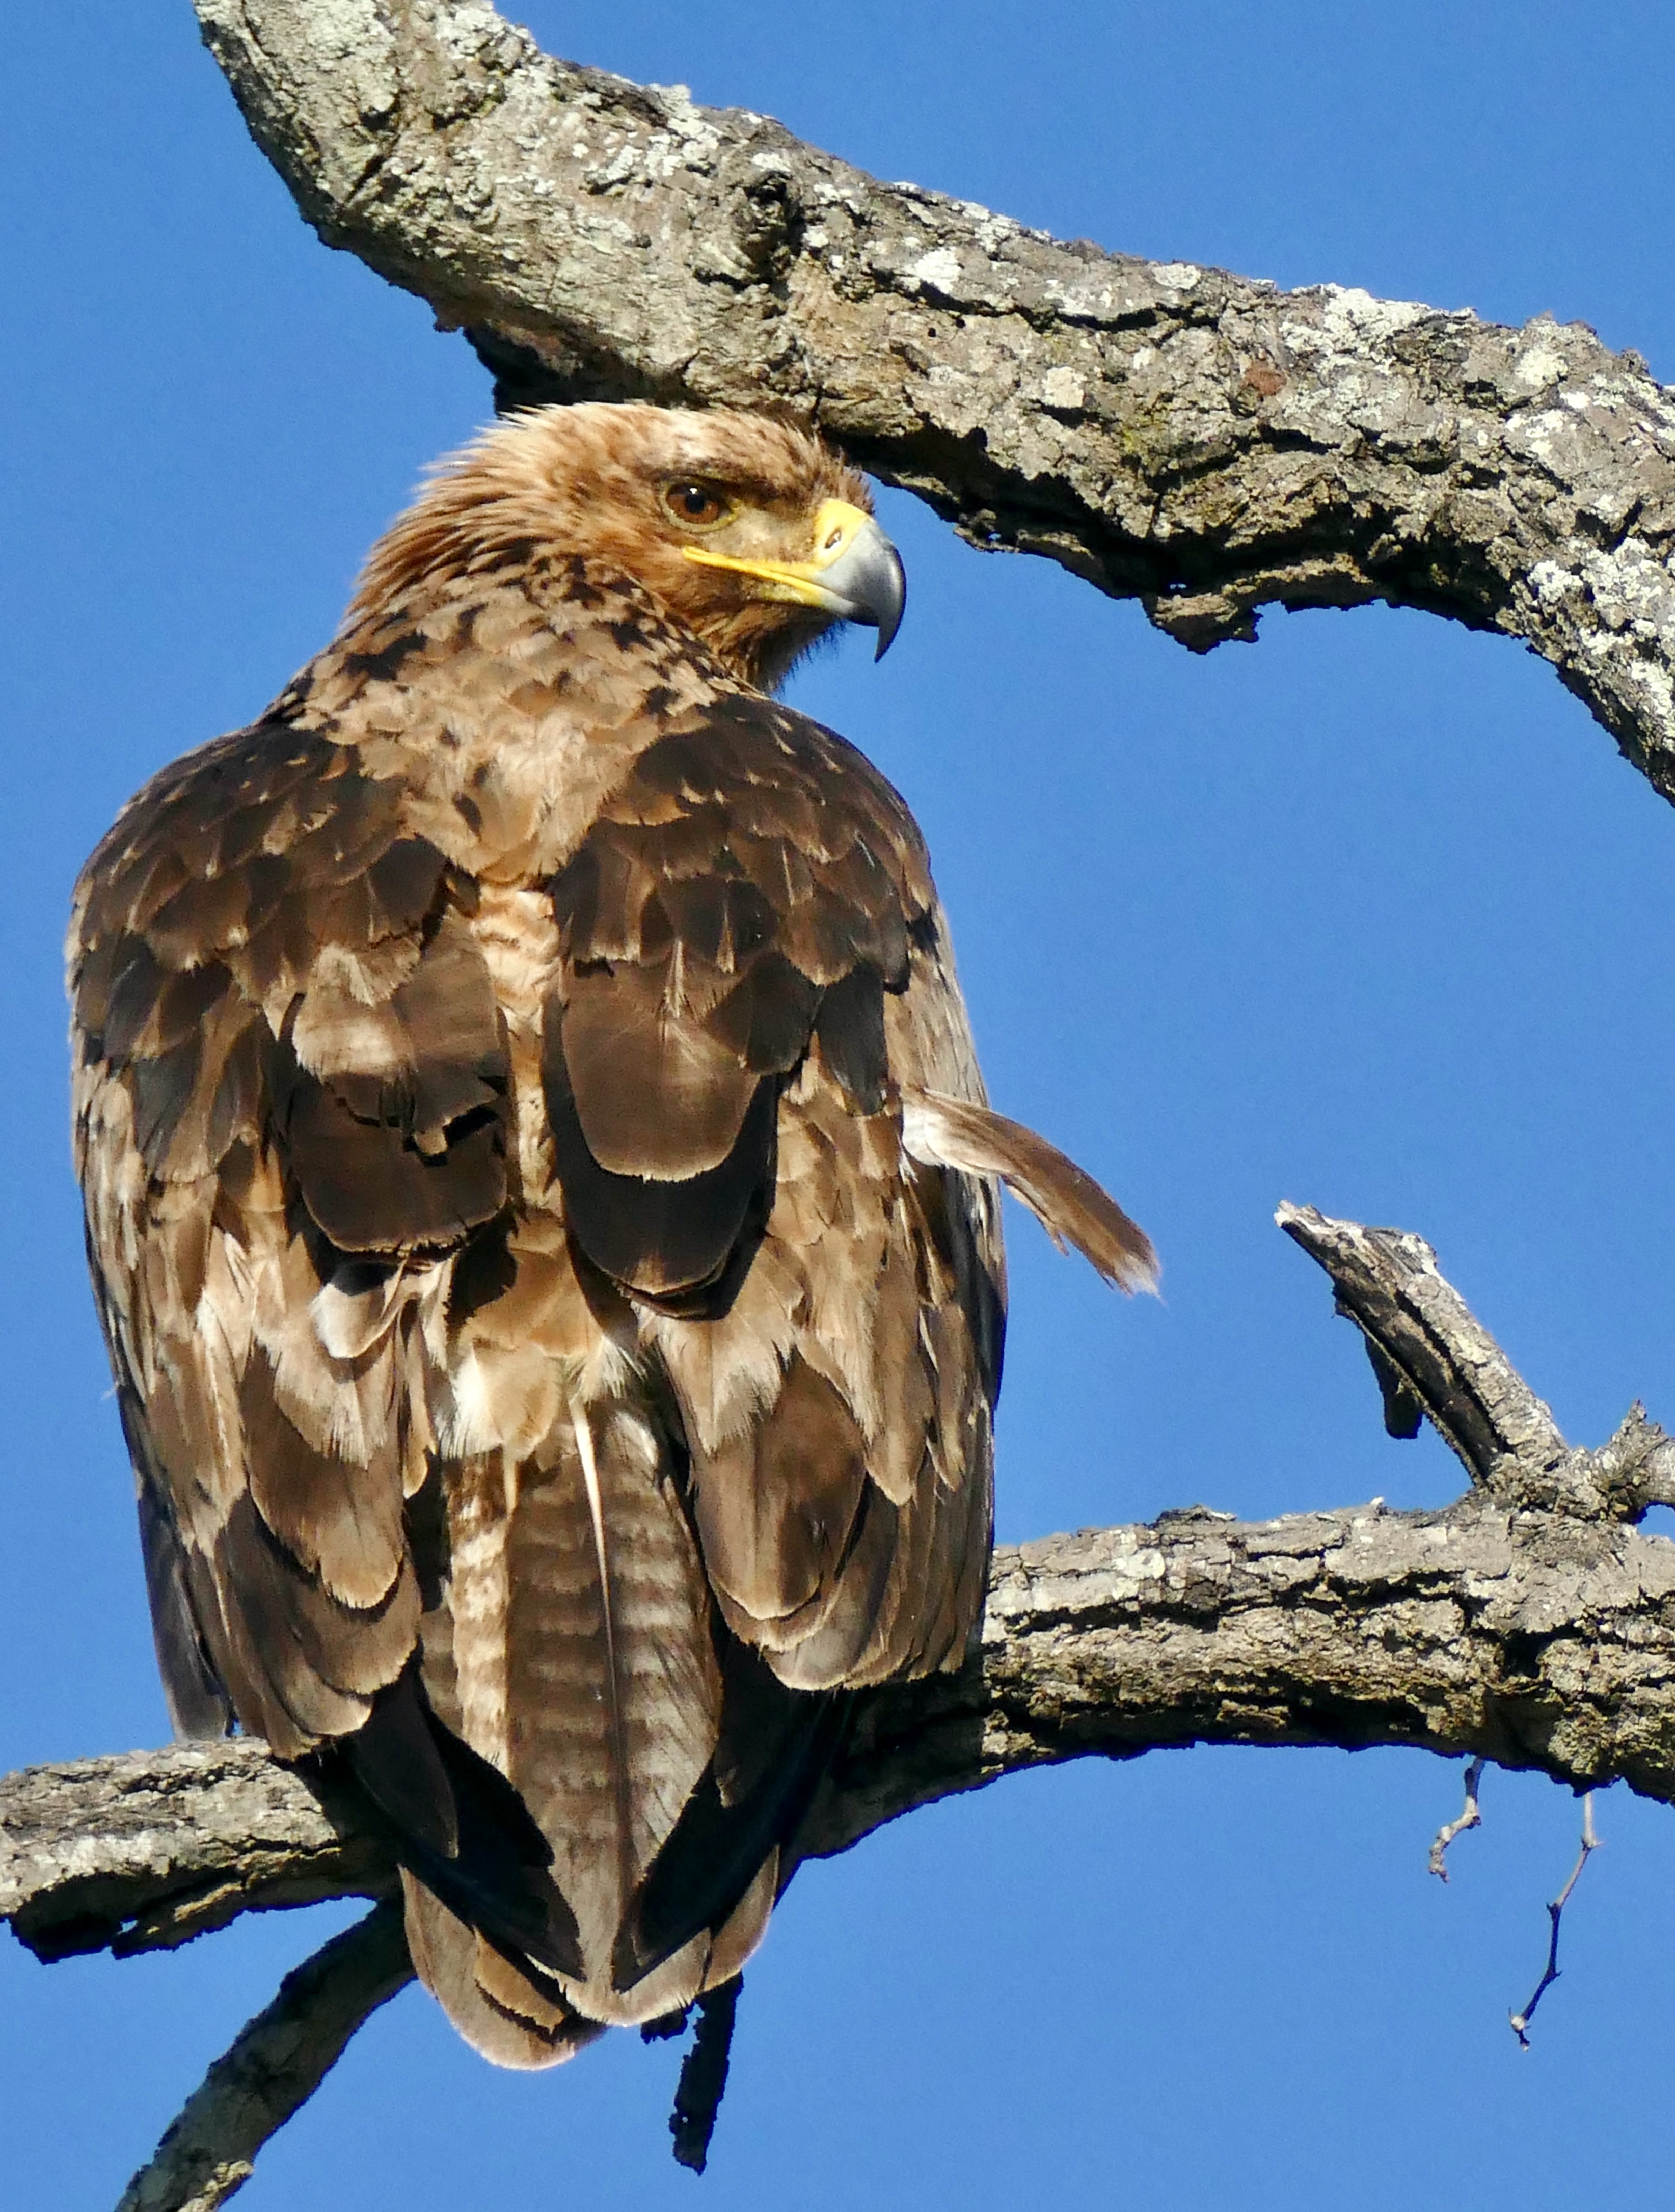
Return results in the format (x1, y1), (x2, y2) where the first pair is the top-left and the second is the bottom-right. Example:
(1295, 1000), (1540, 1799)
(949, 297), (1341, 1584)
(467, 882), (563, 1208)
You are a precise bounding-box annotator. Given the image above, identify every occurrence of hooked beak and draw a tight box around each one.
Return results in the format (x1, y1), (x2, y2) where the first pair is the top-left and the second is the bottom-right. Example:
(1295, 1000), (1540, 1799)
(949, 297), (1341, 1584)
(683, 500), (907, 660)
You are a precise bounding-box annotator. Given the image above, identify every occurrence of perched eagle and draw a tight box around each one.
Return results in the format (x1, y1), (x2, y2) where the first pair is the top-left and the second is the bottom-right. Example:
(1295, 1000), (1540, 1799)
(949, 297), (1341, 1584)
(70, 405), (1155, 2067)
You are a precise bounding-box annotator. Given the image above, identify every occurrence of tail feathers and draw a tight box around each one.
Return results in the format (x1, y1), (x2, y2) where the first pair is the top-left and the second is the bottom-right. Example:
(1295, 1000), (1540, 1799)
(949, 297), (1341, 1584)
(900, 1086), (1159, 1293)
(401, 1854), (775, 2071)
(340, 1665), (583, 1982)
(615, 1662), (848, 1992)
(402, 1875), (602, 2071)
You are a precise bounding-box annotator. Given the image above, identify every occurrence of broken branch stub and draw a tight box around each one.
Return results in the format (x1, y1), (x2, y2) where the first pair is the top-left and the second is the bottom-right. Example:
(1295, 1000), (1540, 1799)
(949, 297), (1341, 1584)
(1277, 1203), (1675, 1521)
(8, 1207), (1675, 2202)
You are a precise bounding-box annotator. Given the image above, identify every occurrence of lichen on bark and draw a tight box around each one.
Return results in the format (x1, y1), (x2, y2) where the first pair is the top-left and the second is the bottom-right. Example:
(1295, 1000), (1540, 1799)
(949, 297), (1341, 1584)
(15, 4), (1675, 2201)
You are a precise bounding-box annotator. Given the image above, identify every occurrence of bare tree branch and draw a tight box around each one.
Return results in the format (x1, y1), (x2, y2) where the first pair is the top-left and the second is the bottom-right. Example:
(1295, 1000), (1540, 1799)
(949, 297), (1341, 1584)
(13, 1490), (1675, 1936)
(10, 1481), (1675, 1958)
(115, 1900), (413, 2212)
(667, 1978), (742, 2175)
(0, 1740), (394, 1965)
(191, 0), (1675, 796)
(8, 1216), (1675, 1956)
(1276, 1207), (1571, 1491)
(8, 1207), (1675, 2198)
(1275, 1205), (1675, 1518)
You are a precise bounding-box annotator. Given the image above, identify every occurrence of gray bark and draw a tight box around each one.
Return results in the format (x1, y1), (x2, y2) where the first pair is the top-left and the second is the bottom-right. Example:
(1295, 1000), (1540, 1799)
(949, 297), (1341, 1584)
(15, 1206), (1675, 1973)
(21, 2), (1675, 2198)
(193, 0), (1675, 794)
(0, 1741), (391, 1964)
(11, 1456), (1675, 1968)
(7, 1208), (1673, 2207)
(114, 1902), (412, 2212)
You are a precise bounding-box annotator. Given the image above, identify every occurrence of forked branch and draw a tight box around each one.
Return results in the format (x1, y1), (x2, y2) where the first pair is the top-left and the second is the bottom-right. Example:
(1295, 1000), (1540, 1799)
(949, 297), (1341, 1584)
(8, 1208), (1675, 2206)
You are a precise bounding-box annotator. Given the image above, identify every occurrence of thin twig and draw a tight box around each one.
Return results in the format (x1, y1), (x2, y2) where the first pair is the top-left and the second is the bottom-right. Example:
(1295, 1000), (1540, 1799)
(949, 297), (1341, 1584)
(670, 1977), (742, 2174)
(115, 1900), (414, 2212)
(1508, 1794), (1600, 2048)
(1429, 1758), (1487, 1880)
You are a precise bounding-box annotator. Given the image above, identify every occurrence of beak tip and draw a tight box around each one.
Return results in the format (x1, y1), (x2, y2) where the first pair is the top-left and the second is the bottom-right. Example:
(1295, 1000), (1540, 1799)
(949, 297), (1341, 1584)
(870, 547), (907, 662)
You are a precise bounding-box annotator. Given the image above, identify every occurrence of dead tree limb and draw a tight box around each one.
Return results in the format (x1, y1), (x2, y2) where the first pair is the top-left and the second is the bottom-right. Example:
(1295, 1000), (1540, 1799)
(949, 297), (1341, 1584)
(193, 0), (1675, 797)
(114, 1901), (413, 2212)
(0, 1741), (393, 1965)
(9, 1208), (1675, 2198)
(9, 1210), (1675, 1962)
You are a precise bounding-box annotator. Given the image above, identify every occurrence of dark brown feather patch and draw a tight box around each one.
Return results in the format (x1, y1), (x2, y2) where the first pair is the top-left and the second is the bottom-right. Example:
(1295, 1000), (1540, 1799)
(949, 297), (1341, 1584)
(67, 402), (1092, 2076)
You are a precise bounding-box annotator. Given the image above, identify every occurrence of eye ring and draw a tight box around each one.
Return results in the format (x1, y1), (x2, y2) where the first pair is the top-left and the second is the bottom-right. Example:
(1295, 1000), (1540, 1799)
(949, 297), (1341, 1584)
(663, 479), (732, 529)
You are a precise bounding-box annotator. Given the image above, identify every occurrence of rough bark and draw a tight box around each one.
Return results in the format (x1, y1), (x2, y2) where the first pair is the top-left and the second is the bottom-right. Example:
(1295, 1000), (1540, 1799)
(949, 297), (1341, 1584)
(9, 1203), (1675, 2206)
(193, 0), (1675, 795)
(11, 1490), (1675, 1958)
(115, 1902), (412, 2212)
(0, 1741), (393, 1965)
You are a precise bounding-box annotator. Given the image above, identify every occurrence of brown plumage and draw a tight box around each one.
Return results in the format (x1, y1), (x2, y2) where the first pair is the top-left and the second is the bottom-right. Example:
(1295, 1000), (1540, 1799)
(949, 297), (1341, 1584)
(69, 403), (1156, 2068)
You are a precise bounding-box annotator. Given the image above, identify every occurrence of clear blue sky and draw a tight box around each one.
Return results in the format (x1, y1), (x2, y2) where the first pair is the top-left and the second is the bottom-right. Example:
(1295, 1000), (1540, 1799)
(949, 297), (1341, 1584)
(7, 3), (1675, 2203)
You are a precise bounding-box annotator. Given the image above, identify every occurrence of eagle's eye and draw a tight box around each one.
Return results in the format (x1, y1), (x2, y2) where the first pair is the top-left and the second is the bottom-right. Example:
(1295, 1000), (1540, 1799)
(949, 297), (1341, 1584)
(664, 480), (732, 528)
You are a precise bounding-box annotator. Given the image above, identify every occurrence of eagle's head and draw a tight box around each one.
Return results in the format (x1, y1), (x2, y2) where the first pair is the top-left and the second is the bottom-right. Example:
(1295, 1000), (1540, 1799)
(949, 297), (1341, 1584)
(349, 402), (905, 692)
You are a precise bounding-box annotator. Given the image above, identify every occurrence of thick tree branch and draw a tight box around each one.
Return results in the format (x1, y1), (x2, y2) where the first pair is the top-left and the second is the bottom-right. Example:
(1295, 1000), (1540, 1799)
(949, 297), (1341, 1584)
(803, 1485), (1675, 1858)
(12, 1492), (1675, 1949)
(192, 0), (1675, 793)
(10, 1213), (1675, 1953)
(0, 1740), (393, 1964)
(11, 1206), (1675, 2202)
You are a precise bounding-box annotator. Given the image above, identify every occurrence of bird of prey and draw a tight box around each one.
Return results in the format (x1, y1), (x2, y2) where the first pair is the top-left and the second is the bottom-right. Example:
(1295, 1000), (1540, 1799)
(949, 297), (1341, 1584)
(70, 404), (1155, 2068)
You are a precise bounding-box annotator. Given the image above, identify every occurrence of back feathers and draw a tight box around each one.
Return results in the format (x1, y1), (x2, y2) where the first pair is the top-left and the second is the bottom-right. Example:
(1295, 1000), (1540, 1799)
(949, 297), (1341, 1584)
(69, 402), (1155, 2073)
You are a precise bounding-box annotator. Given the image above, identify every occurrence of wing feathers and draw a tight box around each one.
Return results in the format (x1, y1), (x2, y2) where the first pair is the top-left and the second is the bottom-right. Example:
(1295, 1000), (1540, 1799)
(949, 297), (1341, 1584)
(240, 1346), (406, 1610)
(134, 1457), (233, 1739)
(692, 1354), (871, 1635)
(543, 1015), (777, 1301)
(542, 696), (934, 1310)
(70, 494), (1101, 2062)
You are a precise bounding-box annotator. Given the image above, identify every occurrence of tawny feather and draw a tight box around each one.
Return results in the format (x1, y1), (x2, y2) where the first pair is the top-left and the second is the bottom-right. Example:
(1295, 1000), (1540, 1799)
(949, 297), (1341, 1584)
(67, 402), (1155, 2070)
(900, 1086), (1159, 1294)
